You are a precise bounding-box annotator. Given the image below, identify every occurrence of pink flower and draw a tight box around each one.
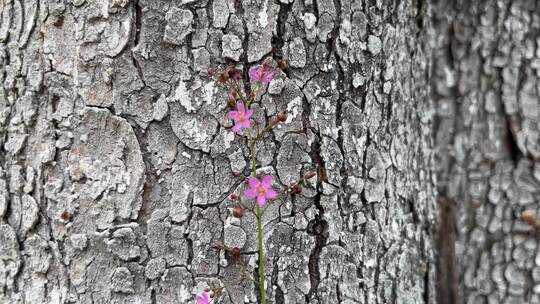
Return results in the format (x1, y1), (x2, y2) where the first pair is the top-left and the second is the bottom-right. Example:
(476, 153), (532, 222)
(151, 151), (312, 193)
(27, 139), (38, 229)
(244, 175), (278, 208)
(195, 291), (210, 304)
(249, 66), (273, 83)
(228, 102), (253, 133)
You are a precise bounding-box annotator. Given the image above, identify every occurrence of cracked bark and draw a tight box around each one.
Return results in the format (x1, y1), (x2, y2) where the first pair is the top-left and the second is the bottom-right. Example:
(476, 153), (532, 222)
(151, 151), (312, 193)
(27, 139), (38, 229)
(0, 0), (469, 303)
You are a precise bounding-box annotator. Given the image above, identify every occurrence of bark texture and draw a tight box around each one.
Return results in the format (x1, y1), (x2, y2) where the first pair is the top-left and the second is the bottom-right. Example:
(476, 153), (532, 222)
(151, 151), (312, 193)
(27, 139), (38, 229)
(0, 0), (437, 303)
(433, 0), (540, 303)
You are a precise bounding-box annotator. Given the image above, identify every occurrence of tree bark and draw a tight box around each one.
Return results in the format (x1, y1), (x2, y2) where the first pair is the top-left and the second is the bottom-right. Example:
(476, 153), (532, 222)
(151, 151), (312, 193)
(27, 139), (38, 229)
(433, 0), (540, 303)
(0, 0), (437, 303)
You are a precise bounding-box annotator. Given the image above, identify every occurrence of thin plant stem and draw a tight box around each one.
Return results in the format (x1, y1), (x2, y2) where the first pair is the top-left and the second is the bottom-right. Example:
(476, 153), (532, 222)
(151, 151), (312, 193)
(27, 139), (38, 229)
(248, 130), (266, 304)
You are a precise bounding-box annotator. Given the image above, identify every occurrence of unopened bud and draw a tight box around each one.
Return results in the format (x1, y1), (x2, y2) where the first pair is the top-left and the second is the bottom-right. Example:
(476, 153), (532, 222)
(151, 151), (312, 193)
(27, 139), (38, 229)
(232, 205), (245, 218)
(218, 72), (229, 83)
(232, 172), (241, 177)
(291, 184), (302, 194)
(227, 68), (237, 77)
(277, 59), (288, 70)
(230, 247), (241, 257)
(244, 179), (250, 185)
(230, 193), (239, 200)
(210, 243), (224, 251)
(204, 288), (210, 292)
(234, 73), (242, 81)
(304, 172), (317, 179)
(227, 99), (236, 109)
(270, 118), (279, 126)
(207, 68), (214, 76)
(522, 210), (537, 226)
(277, 112), (287, 122)
(232, 90), (238, 97)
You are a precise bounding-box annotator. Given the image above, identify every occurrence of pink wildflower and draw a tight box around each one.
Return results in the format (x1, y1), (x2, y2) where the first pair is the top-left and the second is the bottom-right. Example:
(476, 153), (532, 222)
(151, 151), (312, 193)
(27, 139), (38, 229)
(195, 291), (210, 304)
(228, 102), (253, 133)
(248, 66), (273, 83)
(244, 175), (278, 208)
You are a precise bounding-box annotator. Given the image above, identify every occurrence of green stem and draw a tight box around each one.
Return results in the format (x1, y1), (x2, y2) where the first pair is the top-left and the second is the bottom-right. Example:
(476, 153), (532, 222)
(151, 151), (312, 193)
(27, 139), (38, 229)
(249, 131), (265, 304)
(256, 205), (265, 304)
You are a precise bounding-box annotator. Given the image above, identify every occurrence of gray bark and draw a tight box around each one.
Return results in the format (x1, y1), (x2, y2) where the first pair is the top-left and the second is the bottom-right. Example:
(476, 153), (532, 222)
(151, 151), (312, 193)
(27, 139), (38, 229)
(433, 0), (540, 303)
(0, 0), (439, 303)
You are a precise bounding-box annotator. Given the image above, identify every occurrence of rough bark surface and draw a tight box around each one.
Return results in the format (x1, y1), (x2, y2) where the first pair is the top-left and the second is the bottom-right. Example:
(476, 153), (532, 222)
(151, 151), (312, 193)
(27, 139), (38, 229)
(433, 0), (540, 303)
(0, 0), (437, 303)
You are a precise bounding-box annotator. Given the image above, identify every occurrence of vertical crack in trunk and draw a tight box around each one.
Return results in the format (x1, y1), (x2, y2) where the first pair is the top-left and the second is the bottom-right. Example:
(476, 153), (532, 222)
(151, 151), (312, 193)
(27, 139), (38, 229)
(131, 0), (145, 86)
(305, 137), (329, 303)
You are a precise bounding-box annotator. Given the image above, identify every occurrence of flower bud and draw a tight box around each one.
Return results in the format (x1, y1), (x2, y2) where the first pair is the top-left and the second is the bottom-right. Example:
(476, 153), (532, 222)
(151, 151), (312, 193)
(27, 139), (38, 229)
(227, 99), (236, 109)
(227, 68), (237, 77)
(204, 288), (210, 292)
(277, 59), (288, 70)
(234, 74), (242, 81)
(207, 68), (214, 76)
(304, 172), (317, 179)
(522, 210), (537, 226)
(230, 247), (241, 258)
(270, 118), (279, 126)
(210, 243), (224, 251)
(232, 205), (245, 218)
(218, 72), (229, 83)
(230, 193), (239, 200)
(291, 184), (302, 194)
(277, 112), (287, 122)
(232, 172), (241, 177)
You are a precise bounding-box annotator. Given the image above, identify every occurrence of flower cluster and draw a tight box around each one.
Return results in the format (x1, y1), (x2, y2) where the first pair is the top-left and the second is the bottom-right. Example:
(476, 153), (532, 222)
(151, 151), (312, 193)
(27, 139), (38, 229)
(194, 61), (316, 303)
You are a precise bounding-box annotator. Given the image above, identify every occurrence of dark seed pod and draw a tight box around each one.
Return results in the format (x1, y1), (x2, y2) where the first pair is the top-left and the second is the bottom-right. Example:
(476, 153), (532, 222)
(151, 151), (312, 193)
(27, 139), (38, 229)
(230, 247), (241, 258)
(277, 59), (288, 70)
(303, 172), (317, 179)
(232, 205), (245, 218)
(291, 184), (302, 194)
(277, 112), (287, 122)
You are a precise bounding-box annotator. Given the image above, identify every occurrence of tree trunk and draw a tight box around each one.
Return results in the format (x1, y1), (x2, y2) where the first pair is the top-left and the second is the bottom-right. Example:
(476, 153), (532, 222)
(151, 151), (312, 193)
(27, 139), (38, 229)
(433, 0), (540, 303)
(0, 0), (437, 303)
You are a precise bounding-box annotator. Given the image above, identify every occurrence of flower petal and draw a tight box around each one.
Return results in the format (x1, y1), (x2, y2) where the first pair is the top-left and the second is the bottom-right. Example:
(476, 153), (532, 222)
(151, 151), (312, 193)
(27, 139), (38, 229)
(196, 292), (210, 304)
(244, 188), (257, 199)
(248, 177), (260, 188)
(236, 102), (245, 113)
(249, 67), (260, 82)
(228, 111), (240, 121)
(245, 109), (254, 119)
(265, 188), (278, 199)
(239, 119), (251, 129)
(261, 175), (272, 188)
(256, 195), (266, 208)
(232, 124), (242, 133)
(262, 71), (273, 83)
